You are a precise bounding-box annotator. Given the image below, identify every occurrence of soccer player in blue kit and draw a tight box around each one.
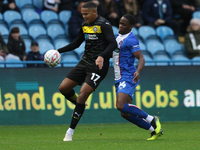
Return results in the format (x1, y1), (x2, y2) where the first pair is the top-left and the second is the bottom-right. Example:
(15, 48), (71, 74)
(113, 14), (163, 140)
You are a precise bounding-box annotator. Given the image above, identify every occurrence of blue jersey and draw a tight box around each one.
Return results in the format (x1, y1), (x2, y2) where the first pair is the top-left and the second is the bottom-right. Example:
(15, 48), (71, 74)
(113, 32), (140, 82)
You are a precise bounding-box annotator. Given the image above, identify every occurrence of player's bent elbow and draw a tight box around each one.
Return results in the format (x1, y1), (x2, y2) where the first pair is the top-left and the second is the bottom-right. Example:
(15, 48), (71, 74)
(58, 85), (64, 94)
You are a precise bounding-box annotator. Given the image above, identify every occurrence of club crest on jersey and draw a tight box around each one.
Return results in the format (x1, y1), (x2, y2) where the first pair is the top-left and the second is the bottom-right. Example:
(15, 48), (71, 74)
(119, 81), (126, 90)
(93, 27), (97, 32)
(119, 40), (123, 46)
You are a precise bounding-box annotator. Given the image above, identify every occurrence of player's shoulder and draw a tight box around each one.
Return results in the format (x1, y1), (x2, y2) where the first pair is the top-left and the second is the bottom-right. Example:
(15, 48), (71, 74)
(97, 16), (112, 26)
(97, 16), (108, 23)
(126, 33), (139, 43)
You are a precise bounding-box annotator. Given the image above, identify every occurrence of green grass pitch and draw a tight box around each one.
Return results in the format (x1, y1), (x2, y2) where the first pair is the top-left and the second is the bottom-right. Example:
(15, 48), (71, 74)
(0, 122), (200, 150)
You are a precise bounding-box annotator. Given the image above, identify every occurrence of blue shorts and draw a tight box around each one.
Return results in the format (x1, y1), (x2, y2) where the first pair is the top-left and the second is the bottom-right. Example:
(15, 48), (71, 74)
(115, 79), (139, 99)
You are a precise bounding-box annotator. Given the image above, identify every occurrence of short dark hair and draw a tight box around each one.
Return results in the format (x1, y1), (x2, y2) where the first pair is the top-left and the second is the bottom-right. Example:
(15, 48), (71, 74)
(82, 1), (97, 9)
(11, 27), (19, 33)
(123, 14), (136, 26)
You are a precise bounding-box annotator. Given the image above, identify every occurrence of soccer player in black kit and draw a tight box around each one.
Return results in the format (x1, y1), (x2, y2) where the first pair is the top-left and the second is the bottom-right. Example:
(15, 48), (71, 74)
(57, 2), (117, 141)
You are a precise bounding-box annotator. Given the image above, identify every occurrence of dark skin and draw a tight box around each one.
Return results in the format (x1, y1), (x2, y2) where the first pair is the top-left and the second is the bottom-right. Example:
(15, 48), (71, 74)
(116, 17), (145, 119)
(59, 7), (104, 104)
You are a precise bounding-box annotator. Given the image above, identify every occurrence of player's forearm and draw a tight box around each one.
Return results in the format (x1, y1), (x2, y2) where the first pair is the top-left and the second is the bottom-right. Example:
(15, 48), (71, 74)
(99, 39), (117, 58)
(57, 40), (80, 53)
(137, 56), (145, 74)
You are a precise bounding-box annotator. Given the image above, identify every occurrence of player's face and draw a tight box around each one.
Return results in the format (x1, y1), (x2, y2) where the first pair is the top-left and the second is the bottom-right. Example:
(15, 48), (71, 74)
(81, 8), (97, 24)
(118, 17), (133, 35)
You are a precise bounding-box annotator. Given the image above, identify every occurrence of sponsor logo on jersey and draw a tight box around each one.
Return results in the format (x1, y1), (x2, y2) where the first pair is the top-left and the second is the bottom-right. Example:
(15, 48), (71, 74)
(85, 34), (89, 40)
(88, 34), (98, 40)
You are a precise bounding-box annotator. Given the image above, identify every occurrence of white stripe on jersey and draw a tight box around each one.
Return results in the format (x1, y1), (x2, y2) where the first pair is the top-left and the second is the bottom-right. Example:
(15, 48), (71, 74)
(113, 32), (131, 80)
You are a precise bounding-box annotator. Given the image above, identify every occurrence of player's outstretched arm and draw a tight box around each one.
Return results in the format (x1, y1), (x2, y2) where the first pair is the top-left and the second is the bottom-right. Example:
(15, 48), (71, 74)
(57, 29), (84, 54)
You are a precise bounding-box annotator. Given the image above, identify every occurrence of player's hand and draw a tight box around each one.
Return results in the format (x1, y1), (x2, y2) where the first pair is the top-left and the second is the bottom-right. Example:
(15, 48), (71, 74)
(95, 56), (104, 70)
(133, 71), (140, 84)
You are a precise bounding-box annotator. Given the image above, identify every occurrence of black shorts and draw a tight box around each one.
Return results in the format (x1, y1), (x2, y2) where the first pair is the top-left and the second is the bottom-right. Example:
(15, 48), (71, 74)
(66, 60), (109, 89)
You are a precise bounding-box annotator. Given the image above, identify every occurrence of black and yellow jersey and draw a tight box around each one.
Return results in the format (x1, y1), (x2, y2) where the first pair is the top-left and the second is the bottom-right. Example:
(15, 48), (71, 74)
(80, 16), (115, 65)
(58, 16), (117, 65)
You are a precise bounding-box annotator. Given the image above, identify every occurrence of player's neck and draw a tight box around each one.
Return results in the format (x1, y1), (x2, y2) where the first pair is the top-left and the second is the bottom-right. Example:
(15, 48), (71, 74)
(119, 31), (131, 36)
